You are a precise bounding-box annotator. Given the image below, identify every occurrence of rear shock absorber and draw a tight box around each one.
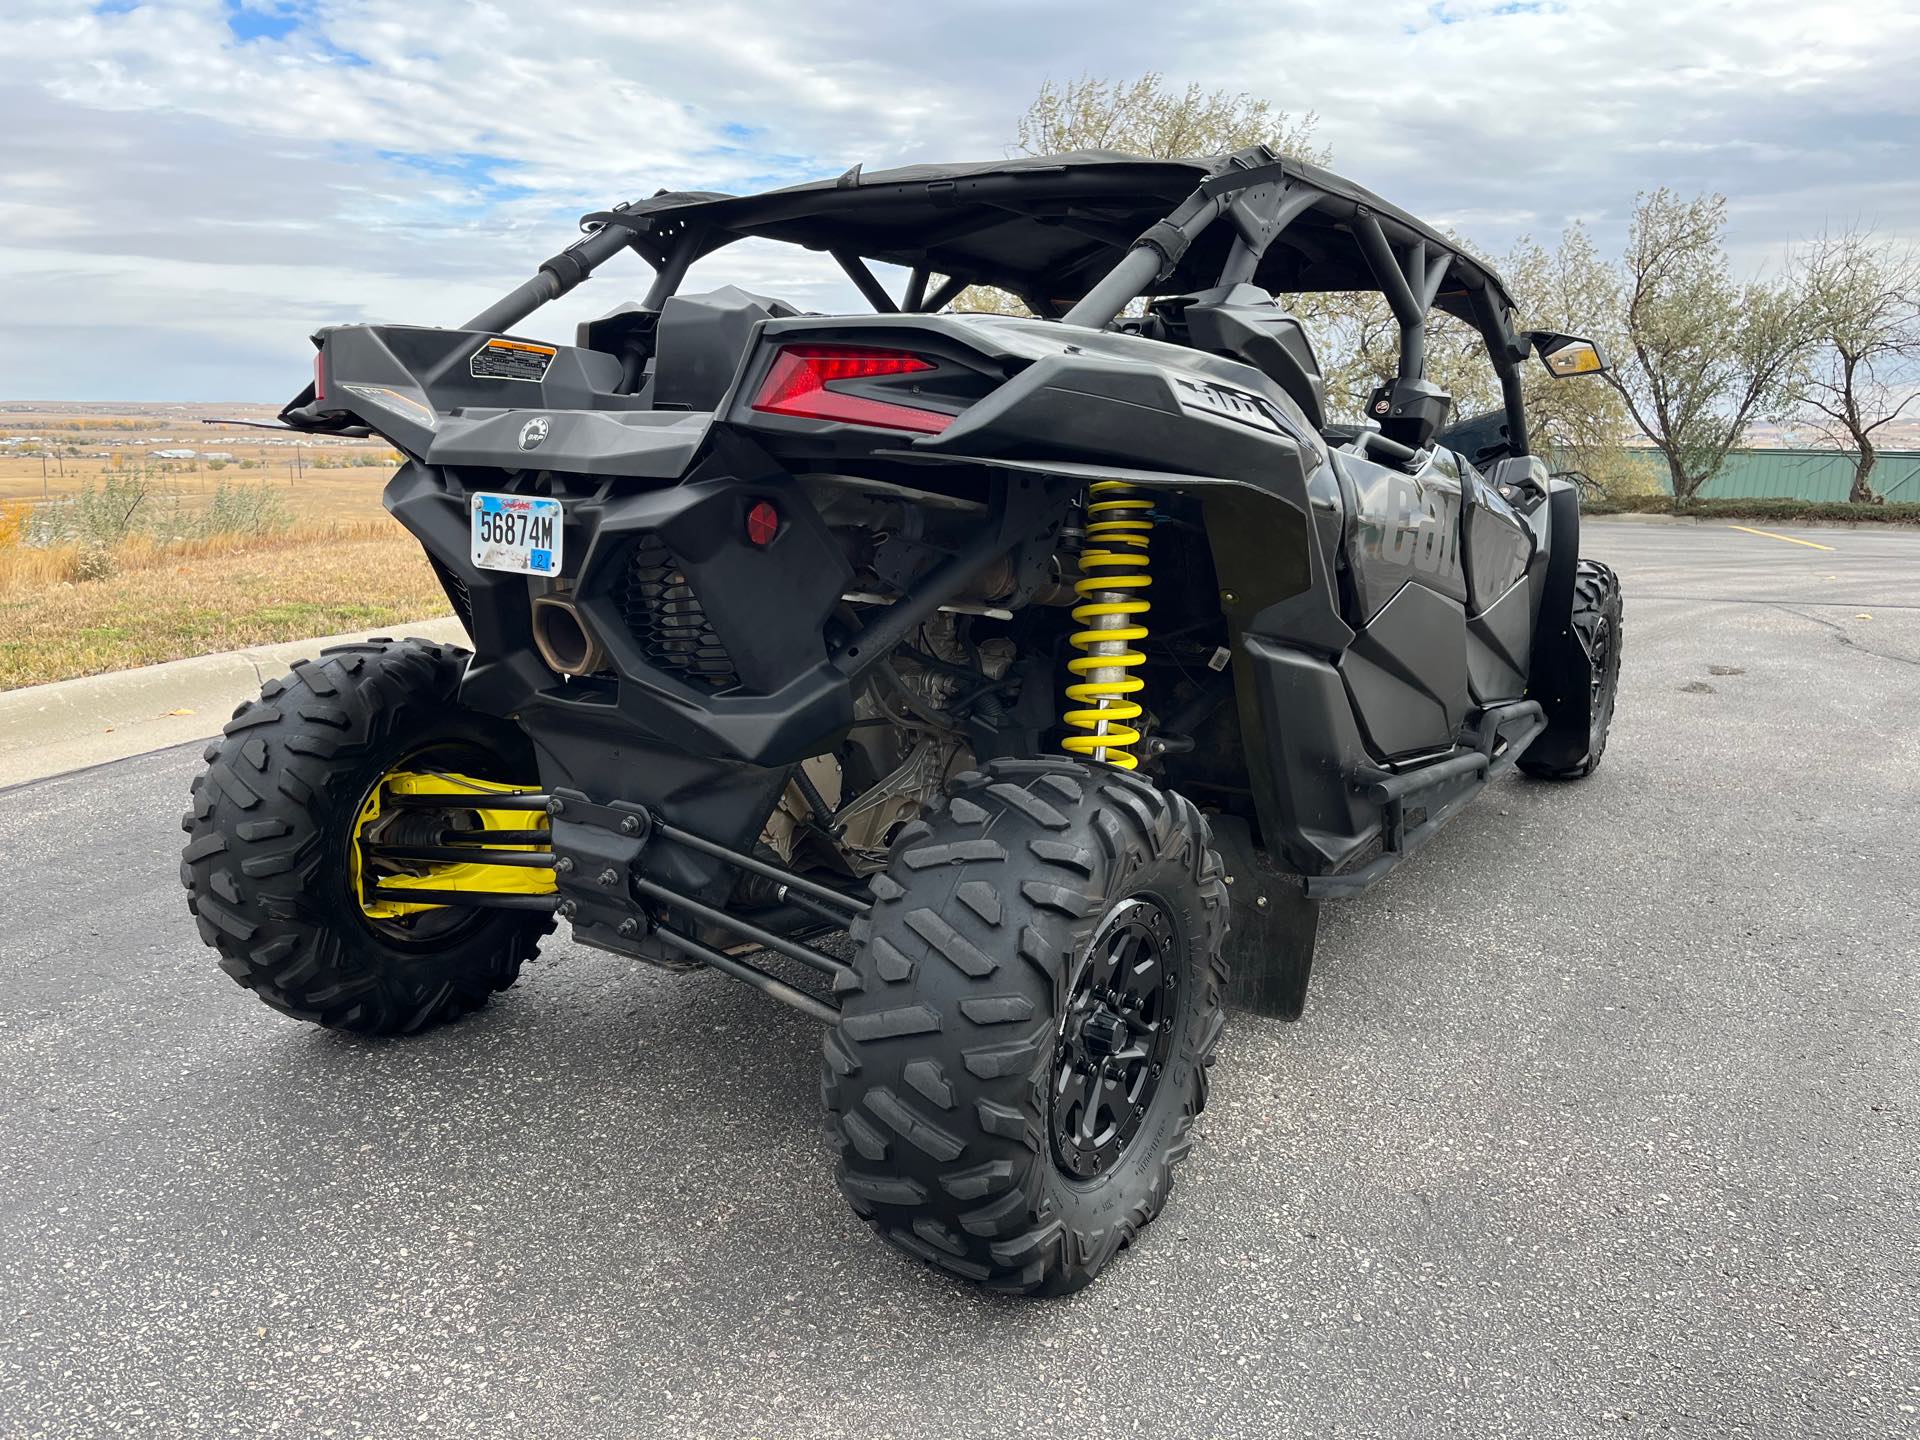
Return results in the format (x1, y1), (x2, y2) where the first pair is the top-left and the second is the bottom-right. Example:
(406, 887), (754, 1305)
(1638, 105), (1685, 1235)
(1061, 480), (1154, 770)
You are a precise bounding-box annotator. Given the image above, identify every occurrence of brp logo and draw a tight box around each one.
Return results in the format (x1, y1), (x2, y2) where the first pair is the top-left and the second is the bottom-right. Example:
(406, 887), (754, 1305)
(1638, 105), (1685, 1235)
(517, 416), (550, 450)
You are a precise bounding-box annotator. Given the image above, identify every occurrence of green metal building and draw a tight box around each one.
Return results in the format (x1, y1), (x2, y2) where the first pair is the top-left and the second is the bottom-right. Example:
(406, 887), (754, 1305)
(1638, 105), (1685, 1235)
(1631, 447), (1920, 502)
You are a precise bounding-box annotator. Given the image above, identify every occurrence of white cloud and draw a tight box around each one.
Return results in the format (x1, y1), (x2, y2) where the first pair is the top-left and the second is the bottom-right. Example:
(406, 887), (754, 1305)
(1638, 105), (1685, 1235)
(1, 0), (1917, 398)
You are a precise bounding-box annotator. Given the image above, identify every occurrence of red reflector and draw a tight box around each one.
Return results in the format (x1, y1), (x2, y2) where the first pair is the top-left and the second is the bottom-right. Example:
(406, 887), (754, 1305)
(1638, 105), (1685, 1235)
(313, 350), (326, 403)
(746, 499), (780, 547)
(750, 344), (954, 434)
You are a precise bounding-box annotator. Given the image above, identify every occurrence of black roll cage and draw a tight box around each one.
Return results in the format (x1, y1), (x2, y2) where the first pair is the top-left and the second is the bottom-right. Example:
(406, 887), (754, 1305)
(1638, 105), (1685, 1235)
(460, 147), (1538, 455)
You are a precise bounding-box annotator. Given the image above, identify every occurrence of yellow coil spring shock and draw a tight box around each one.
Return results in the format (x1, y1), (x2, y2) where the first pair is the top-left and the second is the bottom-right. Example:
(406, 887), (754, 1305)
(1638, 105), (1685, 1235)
(1061, 480), (1155, 770)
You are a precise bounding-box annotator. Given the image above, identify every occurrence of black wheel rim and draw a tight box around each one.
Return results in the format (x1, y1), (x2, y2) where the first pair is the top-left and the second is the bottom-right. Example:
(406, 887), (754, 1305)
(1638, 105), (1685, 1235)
(1050, 896), (1180, 1180)
(1587, 614), (1618, 738)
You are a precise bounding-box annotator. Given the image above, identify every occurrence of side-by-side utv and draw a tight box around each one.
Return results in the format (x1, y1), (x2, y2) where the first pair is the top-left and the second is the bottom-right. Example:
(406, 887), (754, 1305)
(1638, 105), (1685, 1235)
(181, 146), (1622, 1294)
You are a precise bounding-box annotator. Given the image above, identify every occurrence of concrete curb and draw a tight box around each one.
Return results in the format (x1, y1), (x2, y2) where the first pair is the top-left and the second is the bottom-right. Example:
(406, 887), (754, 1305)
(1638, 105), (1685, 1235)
(0, 618), (468, 789)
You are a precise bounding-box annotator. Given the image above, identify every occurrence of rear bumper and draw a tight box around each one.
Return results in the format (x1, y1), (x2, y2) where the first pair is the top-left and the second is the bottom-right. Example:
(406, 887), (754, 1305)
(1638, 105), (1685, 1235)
(384, 459), (856, 769)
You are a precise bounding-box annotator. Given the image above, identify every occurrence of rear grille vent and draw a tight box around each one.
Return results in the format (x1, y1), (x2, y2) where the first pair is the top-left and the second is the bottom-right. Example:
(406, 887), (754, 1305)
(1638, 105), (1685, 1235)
(613, 534), (737, 688)
(429, 556), (474, 634)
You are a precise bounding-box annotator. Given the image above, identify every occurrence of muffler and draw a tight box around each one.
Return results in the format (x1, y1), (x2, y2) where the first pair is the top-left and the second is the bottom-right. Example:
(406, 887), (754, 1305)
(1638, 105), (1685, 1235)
(531, 594), (608, 677)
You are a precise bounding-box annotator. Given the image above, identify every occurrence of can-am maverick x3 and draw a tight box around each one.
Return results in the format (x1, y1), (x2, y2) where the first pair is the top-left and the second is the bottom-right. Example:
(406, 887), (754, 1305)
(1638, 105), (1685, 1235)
(182, 146), (1622, 1294)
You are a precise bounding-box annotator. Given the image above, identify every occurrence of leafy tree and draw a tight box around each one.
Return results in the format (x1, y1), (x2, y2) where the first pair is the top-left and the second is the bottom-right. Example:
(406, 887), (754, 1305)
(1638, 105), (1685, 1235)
(1786, 227), (1920, 502)
(1499, 225), (1638, 487)
(1604, 189), (1813, 503)
(1012, 73), (1325, 165)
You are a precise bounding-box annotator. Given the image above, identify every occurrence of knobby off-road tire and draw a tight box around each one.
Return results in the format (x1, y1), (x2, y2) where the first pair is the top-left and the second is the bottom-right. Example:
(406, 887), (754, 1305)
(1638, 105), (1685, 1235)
(180, 637), (552, 1034)
(823, 759), (1229, 1295)
(1520, 558), (1624, 780)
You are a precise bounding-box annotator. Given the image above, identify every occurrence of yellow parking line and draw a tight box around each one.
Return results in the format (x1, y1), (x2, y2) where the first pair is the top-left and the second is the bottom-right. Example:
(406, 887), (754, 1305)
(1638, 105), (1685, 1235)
(1728, 524), (1835, 552)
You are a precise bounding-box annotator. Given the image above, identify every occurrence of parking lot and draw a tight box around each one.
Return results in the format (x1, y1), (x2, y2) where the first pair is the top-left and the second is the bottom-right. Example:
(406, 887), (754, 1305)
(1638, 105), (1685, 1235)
(2, 516), (1916, 1438)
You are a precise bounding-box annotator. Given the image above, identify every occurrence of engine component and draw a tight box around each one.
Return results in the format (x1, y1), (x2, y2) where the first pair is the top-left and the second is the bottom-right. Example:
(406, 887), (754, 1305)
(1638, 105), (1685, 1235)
(759, 753), (845, 865)
(757, 613), (1012, 875)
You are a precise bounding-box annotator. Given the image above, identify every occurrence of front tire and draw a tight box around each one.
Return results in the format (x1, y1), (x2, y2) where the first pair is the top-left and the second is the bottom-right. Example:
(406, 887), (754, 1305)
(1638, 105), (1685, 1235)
(180, 637), (552, 1035)
(823, 759), (1229, 1295)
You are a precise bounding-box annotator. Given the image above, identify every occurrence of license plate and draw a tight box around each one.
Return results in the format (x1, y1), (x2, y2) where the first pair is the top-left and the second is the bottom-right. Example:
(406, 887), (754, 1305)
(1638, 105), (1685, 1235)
(470, 493), (563, 576)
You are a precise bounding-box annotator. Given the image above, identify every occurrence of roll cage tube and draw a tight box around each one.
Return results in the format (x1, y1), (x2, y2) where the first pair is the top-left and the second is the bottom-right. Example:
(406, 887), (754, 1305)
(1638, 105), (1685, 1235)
(1060, 152), (1337, 328)
(1468, 281), (1536, 460)
(1351, 214), (1451, 383)
(463, 202), (649, 335)
(1054, 160), (1539, 455)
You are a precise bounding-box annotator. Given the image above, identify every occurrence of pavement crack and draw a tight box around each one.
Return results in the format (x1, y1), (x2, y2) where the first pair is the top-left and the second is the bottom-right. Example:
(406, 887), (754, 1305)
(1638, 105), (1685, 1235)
(1770, 604), (1920, 668)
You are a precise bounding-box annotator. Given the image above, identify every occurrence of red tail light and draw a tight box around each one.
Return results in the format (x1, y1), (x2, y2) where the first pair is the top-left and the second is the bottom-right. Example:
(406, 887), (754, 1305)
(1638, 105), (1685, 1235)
(750, 345), (955, 434)
(313, 349), (326, 403)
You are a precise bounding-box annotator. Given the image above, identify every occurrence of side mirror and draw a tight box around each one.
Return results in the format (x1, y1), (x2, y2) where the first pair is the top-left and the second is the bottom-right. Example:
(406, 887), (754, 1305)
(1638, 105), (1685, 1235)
(1531, 331), (1608, 378)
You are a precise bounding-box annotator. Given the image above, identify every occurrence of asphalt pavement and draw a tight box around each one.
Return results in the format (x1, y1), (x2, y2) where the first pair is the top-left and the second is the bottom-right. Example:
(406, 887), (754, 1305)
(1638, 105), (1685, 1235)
(2, 517), (1916, 1438)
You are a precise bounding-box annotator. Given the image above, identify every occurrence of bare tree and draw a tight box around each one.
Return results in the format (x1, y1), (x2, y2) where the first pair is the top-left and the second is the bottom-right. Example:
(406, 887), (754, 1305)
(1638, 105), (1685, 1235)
(1787, 226), (1920, 502)
(1605, 189), (1813, 504)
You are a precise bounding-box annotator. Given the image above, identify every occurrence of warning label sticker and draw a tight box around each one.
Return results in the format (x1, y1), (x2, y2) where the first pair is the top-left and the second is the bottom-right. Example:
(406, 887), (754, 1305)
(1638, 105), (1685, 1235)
(470, 338), (557, 383)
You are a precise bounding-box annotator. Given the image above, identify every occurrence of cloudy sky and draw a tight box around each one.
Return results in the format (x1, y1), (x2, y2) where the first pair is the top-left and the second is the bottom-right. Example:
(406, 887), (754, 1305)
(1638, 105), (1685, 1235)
(4, 0), (1917, 401)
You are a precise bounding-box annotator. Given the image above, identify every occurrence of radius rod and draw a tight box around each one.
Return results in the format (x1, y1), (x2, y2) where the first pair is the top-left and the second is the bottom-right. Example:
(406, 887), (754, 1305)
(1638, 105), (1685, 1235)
(616, 811), (865, 1022)
(628, 875), (849, 981)
(647, 818), (870, 918)
(648, 926), (839, 1024)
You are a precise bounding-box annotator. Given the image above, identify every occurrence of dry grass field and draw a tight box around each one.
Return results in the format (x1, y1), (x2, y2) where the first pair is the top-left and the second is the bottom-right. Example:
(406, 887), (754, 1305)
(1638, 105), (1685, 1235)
(0, 528), (448, 690)
(0, 401), (398, 518)
(0, 402), (451, 690)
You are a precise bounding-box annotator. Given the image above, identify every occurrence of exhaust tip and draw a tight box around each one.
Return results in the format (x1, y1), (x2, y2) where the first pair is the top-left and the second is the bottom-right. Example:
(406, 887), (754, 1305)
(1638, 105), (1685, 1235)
(531, 595), (607, 677)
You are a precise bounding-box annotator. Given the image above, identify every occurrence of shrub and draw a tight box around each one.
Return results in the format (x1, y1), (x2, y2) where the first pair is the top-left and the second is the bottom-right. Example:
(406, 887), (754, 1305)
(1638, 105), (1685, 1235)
(25, 473), (156, 547)
(1584, 494), (1920, 524)
(72, 546), (116, 582)
(201, 480), (293, 537)
(25, 473), (295, 548)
